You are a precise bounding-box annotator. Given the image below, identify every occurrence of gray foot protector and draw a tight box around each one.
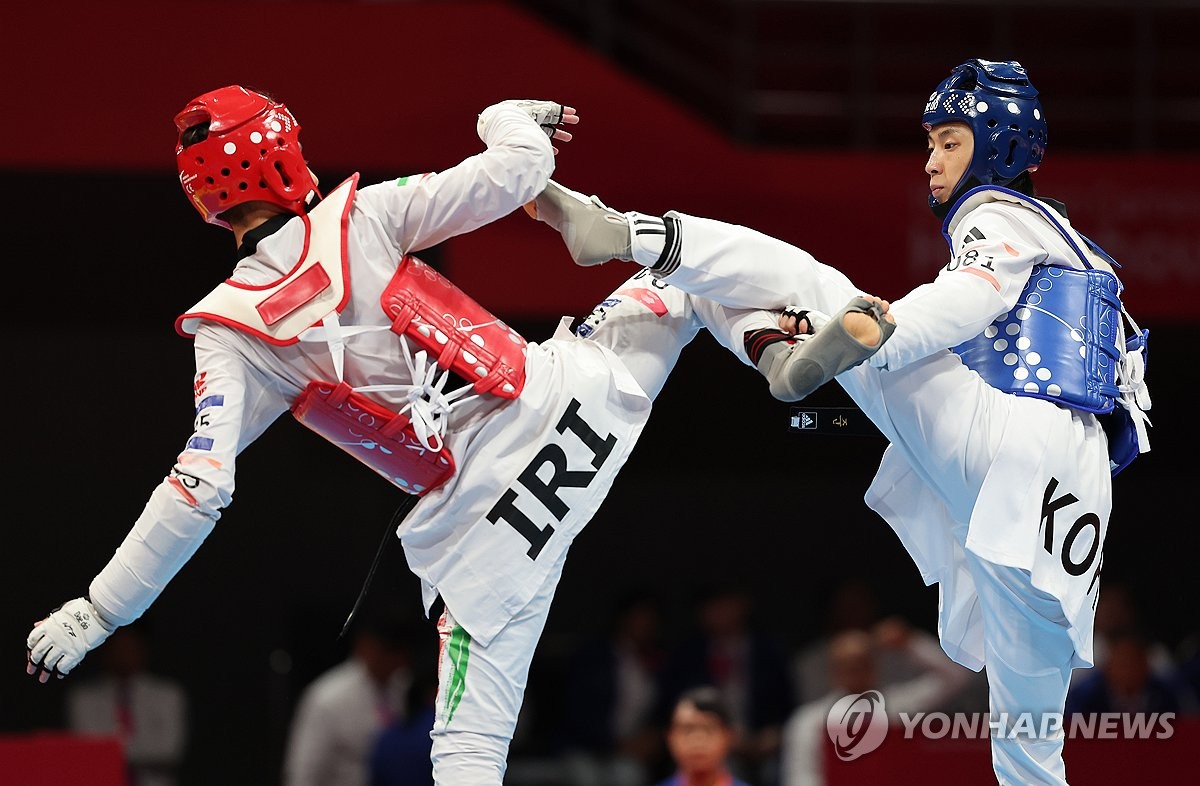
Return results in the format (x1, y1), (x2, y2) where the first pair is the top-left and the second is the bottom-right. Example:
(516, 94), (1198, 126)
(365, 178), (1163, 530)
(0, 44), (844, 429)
(533, 180), (632, 266)
(757, 296), (896, 401)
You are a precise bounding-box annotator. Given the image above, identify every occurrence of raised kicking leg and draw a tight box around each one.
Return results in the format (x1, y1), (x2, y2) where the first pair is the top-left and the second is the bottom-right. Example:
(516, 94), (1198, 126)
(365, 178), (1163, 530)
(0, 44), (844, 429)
(529, 181), (893, 400)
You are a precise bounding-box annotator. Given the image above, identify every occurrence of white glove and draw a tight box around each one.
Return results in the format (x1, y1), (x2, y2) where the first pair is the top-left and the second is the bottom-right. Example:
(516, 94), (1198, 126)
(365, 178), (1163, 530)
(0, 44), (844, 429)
(781, 306), (831, 335)
(26, 597), (115, 682)
(504, 99), (573, 138)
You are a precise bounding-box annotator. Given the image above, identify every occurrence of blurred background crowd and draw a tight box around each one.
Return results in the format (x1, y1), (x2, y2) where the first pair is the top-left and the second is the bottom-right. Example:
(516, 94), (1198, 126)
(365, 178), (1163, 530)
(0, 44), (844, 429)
(27, 574), (1200, 786)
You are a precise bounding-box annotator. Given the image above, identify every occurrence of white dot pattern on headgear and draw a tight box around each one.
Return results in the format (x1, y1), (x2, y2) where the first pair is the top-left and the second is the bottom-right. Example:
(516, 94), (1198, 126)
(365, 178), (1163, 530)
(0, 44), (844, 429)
(940, 93), (977, 116)
(249, 131), (263, 144)
(223, 142), (237, 155)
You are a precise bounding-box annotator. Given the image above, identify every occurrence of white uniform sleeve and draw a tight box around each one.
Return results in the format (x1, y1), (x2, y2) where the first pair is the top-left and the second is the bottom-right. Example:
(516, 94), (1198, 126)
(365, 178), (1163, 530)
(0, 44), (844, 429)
(89, 327), (288, 625)
(355, 100), (555, 255)
(872, 203), (1047, 371)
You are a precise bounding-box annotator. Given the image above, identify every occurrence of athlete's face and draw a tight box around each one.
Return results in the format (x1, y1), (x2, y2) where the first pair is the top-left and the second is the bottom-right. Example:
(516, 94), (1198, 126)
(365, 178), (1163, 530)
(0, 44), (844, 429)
(667, 701), (735, 777)
(925, 121), (974, 204)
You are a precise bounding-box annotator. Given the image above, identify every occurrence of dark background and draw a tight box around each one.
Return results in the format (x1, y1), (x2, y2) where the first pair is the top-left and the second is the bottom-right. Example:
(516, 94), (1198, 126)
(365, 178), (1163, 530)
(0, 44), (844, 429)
(2, 2), (1197, 785)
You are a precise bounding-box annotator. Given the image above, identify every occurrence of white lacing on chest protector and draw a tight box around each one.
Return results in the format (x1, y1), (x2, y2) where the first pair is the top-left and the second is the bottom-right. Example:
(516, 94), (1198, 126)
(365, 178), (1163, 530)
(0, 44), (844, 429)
(1116, 307), (1153, 453)
(297, 313), (481, 453)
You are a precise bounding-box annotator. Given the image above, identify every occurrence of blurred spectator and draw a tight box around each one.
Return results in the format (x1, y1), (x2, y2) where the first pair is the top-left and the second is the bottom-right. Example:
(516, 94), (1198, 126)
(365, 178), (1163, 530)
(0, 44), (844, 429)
(1066, 628), (1188, 715)
(283, 611), (414, 786)
(658, 585), (793, 783)
(1079, 583), (1175, 682)
(655, 686), (751, 786)
(66, 623), (188, 786)
(561, 590), (666, 786)
(780, 618), (969, 786)
(792, 578), (923, 704)
(369, 671), (437, 786)
(1174, 635), (1200, 713)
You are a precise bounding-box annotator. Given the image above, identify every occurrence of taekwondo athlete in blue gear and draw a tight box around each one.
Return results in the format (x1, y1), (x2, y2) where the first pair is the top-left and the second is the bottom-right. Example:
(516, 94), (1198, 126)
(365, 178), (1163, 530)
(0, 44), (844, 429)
(924, 60), (1150, 474)
(531, 58), (1151, 786)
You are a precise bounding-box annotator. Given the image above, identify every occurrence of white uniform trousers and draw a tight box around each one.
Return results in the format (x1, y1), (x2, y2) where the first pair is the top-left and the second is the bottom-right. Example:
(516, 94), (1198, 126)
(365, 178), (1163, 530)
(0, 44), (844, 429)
(427, 270), (706, 785)
(967, 552), (1074, 786)
(431, 548), (568, 785)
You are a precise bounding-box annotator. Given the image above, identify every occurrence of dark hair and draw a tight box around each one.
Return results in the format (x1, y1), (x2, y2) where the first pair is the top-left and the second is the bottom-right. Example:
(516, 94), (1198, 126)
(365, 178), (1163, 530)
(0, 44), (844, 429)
(180, 121), (209, 149)
(677, 686), (733, 727)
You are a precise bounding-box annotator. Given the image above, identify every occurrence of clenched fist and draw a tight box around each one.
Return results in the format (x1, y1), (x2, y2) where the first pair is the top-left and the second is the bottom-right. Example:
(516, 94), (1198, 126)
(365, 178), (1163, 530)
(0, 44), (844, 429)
(26, 598), (115, 682)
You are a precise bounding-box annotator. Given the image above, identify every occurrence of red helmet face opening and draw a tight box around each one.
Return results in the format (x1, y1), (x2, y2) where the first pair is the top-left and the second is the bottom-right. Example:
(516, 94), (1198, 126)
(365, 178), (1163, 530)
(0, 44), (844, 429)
(175, 86), (319, 229)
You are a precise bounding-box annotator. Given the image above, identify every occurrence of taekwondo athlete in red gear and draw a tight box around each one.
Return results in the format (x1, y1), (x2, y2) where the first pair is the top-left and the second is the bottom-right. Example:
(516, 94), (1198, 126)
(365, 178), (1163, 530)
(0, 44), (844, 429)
(533, 59), (1151, 786)
(24, 86), (875, 786)
(22, 87), (607, 786)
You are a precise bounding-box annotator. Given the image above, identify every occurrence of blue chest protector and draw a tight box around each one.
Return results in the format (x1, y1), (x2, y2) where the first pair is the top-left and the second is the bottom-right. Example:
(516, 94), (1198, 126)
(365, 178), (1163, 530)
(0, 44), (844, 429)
(948, 187), (1150, 475)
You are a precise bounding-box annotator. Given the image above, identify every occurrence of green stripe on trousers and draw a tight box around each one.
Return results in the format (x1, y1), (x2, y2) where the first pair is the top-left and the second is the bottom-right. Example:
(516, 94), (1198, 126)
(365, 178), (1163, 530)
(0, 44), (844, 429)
(444, 624), (471, 725)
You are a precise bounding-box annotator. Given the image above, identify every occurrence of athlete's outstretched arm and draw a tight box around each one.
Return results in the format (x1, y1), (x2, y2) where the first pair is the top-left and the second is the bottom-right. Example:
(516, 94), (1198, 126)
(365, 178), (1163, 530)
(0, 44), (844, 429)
(356, 101), (576, 257)
(27, 329), (289, 682)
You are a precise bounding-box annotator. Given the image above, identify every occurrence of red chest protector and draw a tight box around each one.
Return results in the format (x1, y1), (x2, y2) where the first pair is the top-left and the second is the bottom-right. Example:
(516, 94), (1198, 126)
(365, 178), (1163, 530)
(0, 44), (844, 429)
(381, 256), (528, 399)
(177, 175), (528, 495)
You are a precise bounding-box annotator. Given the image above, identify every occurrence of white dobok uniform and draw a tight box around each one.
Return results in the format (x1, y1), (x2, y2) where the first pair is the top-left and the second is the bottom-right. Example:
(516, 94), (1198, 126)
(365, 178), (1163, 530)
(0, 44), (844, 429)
(640, 191), (1150, 786)
(83, 102), (761, 786)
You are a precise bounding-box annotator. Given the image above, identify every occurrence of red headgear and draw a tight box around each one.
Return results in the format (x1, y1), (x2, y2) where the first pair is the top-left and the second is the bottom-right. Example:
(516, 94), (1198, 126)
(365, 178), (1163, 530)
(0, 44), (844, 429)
(174, 86), (320, 229)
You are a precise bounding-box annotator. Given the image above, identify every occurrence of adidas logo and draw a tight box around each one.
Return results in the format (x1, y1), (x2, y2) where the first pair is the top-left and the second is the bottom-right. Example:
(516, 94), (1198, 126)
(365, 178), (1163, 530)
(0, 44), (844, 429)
(791, 411), (817, 430)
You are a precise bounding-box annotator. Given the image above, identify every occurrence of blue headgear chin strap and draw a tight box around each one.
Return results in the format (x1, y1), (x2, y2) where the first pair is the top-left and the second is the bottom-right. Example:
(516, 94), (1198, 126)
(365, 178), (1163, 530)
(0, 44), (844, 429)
(922, 59), (1048, 211)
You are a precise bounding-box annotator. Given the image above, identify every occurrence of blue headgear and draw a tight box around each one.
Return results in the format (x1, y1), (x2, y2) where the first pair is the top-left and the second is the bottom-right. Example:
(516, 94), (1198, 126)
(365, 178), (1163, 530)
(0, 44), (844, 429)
(922, 59), (1047, 209)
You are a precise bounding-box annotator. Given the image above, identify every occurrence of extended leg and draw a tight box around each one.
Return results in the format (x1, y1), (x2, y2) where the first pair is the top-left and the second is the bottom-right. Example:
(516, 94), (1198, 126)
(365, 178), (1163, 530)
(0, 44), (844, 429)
(430, 552), (566, 785)
(967, 553), (1076, 786)
(531, 182), (895, 398)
